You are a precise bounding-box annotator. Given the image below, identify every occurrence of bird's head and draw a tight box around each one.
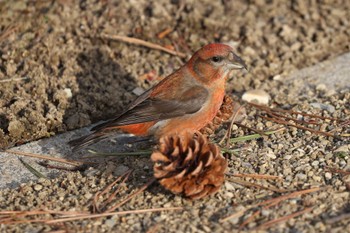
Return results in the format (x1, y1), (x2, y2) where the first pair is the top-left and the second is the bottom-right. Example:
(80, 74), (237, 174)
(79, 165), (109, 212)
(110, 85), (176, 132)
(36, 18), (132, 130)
(187, 43), (246, 84)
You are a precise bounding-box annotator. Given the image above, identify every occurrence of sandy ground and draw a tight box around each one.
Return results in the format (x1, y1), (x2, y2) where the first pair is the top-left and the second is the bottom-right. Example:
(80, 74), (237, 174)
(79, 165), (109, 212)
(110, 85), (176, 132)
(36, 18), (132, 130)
(0, 0), (350, 232)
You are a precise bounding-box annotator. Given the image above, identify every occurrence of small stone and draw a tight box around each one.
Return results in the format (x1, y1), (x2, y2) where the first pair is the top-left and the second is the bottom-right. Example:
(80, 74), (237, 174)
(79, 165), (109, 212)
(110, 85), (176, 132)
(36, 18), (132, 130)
(104, 218), (116, 228)
(84, 192), (93, 199)
(224, 181), (235, 191)
(242, 89), (270, 105)
(295, 173), (307, 181)
(325, 172), (332, 180)
(34, 184), (43, 191)
(132, 87), (145, 96)
(316, 84), (327, 91)
(114, 165), (129, 176)
(310, 102), (335, 113)
(63, 88), (72, 98)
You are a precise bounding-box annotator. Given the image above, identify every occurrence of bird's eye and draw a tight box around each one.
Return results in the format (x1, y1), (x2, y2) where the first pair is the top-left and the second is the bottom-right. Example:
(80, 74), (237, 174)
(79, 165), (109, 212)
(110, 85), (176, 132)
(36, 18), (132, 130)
(211, 56), (223, 63)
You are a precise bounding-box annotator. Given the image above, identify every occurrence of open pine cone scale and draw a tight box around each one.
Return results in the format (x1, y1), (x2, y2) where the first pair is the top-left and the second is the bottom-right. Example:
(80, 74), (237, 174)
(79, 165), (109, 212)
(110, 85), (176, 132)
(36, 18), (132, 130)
(151, 131), (227, 199)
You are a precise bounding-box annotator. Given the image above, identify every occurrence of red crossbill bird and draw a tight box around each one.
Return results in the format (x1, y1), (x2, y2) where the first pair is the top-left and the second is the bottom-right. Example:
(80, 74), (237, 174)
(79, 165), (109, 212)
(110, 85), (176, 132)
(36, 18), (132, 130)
(69, 43), (246, 151)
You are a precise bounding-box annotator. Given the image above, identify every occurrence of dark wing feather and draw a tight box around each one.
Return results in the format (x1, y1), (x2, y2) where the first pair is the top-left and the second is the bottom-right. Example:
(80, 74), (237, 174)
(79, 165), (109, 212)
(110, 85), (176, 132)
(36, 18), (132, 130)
(92, 85), (209, 131)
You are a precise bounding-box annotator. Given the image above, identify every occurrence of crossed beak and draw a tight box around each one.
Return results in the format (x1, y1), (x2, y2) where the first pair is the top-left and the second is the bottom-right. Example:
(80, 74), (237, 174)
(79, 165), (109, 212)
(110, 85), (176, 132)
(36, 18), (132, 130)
(228, 52), (247, 71)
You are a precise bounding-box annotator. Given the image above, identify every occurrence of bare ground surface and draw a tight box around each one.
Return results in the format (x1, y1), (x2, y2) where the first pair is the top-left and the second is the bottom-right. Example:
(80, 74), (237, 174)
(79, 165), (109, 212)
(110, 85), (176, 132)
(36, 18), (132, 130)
(0, 0), (350, 232)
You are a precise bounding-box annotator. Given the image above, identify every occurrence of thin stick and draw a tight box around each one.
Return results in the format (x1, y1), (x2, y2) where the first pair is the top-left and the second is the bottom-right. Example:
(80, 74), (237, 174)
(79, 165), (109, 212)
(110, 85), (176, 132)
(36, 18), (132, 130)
(254, 207), (313, 230)
(228, 178), (289, 193)
(248, 102), (340, 121)
(257, 187), (322, 207)
(260, 115), (335, 137)
(92, 170), (132, 213)
(5, 150), (84, 166)
(229, 173), (282, 180)
(239, 209), (261, 230)
(99, 34), (187, 58)
(46, 207), (182, 224)
(0, 77), (30, 83)
(105, 178), (156, 213)
(101, 171), (132, 210)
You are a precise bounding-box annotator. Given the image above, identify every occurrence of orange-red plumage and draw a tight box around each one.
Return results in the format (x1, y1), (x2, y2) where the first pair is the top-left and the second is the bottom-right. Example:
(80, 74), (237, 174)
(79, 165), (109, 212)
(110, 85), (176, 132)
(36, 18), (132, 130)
(69, 43), (246, 150)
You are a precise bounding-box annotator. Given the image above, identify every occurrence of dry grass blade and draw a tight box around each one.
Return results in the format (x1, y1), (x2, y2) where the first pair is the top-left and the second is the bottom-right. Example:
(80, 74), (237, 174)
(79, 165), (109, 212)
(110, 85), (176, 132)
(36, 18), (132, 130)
(19, 158), (46, 179)
(229, 173), (282, 180)
(46, 207), (182, 224)
(228, 178), (289, 193)
(5, 150), (85, 166)
(229, 127), (285, 143)
(99, 34), (187, 58)
(105, 178), (156, 213)
(254, 207), (313, 230)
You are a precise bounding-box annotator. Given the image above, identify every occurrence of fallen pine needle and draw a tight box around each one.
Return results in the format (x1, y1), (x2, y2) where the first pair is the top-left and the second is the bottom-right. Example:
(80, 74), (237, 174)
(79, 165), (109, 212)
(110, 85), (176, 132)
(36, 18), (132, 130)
(229, 173), (282, 180)
(105, 178), (156, 213)
(19, 158), (47, 179)
(5, 150), (84, 166)
(0, 77), (29, 83)
(228, 178), (289, 193)
(257, 186), (322, 208)
(220, 186), (322, 223)
(46, 207), (183, 224)
(254, 207), (313, 230)
(99, 34), (187, 58)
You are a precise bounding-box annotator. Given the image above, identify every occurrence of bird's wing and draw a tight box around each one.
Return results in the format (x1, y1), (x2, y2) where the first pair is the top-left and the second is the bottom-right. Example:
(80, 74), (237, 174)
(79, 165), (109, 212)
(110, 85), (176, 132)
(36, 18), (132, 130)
(91, 85), (209, 131)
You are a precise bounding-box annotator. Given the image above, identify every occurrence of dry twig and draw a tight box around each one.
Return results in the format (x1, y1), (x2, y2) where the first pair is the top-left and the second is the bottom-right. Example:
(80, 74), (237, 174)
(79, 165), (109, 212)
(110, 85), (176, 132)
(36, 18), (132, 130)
(5, 150), (86, 166)
(229, 173), (282, 180)
(105, 178), (156, 213)
(99, 34), (187, 58)
(228, 178), (289, 193)
(254, 207), (313, 230)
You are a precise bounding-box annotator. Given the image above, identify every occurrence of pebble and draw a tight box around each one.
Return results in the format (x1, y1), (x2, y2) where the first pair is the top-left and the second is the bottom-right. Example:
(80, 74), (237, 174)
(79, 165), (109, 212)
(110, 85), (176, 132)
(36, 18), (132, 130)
(132, 87), (145, 96)
(242, 89), (271, 105)
(310, 102), (335, 113)
(325, 172), (332, 180)
(63, 88), (72, 98)
(33, 184), (43, 191)
(114, 165), (129, 176)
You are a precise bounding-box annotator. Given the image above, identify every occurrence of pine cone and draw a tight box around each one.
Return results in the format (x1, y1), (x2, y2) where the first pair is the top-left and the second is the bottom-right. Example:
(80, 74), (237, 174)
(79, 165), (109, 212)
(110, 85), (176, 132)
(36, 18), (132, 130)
(200, 95), (246, 136)
(151, 131), (227, 199)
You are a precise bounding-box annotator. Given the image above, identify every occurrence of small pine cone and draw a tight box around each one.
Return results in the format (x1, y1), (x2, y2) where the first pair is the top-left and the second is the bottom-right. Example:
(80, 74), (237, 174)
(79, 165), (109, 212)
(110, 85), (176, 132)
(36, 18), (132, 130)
(151, 131), (227, 199)
(200, 95), (246, 136)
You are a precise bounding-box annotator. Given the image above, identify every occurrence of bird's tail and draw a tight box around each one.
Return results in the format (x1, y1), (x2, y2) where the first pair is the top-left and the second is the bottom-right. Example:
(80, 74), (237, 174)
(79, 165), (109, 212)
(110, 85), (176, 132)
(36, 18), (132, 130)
(68, 130), (111, 152)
